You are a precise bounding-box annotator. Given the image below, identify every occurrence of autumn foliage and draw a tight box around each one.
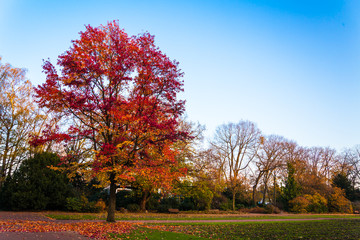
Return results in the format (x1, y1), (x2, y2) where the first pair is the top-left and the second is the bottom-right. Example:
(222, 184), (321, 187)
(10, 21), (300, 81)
(328, 187), (353, 213)
(0, 220), (139, 239)
(3, 20), (360, 218)
(0, 57), (47, 187)
(33, 21), (189, 221)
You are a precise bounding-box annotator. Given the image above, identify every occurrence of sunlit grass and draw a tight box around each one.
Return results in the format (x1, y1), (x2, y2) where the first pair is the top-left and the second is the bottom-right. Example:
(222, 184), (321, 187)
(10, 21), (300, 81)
(45, 211), (360, 221)
(109, 227), (208, 240)
(143, 219), (360, 240)
(6, 214), (360, 239)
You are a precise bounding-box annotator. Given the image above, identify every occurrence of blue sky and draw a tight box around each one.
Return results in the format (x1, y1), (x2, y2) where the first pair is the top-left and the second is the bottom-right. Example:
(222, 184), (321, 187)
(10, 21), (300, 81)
(1, 0), (360, 151)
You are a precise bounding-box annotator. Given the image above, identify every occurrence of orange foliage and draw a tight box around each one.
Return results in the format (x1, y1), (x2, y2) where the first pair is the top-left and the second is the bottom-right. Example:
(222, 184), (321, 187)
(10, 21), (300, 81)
(0, 220), (139, 239)
(289, 196), (310, 213)
(328, 187), (353, 213)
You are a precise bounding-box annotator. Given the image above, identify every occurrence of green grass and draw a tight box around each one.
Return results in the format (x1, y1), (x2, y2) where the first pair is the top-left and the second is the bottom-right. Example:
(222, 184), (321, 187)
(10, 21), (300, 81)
(142, 219), (360, 240)
(109, 227), (208, 240)
(45, 212), (360, 221)
(146, 219), (330, 226)
(42, 213), (360, 239)
(46, 213), (103, 220)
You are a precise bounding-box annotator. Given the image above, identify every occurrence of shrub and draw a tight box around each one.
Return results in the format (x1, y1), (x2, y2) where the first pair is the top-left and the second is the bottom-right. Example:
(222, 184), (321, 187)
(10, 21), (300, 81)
(306, 193), (328, 213)
(66, 197), (84, 212)
(249, 206), (267, 213)
(65, 195), (102, 213)
(159, 197), (180, 209)
(95, 199), (107, 212)
(188, 182), (214, 211)
(219, 201), (233, 211)
(127, 203), (140, 212)
(236, 203), (246, 210)
(290, 193), (328, 213)
(157, 204), (172, 213)
(328, 187), (353, 213)
(211, 194), (229, 210)
(289, 196), (310, 213)
(265, 204), (281, 214)
(180, 197), (196, 211)
(177, 181), (214, 211)
(85, 201), (102, 213)
(116, 190), (140, 210)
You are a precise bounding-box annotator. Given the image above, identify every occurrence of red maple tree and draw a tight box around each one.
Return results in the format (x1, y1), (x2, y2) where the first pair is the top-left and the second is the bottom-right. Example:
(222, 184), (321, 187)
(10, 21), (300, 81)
(34, 21), (189, 222)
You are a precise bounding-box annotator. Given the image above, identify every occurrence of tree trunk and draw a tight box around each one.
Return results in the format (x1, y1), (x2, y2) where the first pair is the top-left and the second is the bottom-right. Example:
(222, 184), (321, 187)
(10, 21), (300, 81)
(262, 182), (268, 205)
(252, 185), (257, 206)
(252, 172), (263, 206)
(232, 191), (236, 211)
(273, 174), (276, 205)
(0, 130), (11, 187)
(140, 190), (150, 212)
(106, 173), (116, 222)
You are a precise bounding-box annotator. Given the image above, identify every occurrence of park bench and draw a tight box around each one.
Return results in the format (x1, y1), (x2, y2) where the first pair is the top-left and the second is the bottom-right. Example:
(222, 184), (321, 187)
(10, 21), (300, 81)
(168, 208), (180, 214)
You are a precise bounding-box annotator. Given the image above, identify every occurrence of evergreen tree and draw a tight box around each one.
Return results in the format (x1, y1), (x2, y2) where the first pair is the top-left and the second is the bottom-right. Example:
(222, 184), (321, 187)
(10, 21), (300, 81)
(332, 172), (354, 201)
(0, 152), (73, 210)
(282, 162), (300, 210)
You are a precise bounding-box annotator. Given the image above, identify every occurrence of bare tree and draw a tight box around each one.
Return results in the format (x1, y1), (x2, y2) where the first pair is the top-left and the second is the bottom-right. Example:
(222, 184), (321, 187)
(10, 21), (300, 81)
(211, 120), (261, 210)
(252, 135), (286, 205)
(340, 146), (360, 189)
(307, 147), (337, 185)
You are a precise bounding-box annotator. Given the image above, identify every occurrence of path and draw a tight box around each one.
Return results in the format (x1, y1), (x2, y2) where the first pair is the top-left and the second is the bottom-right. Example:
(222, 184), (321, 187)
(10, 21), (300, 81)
(0, 232), (90, 240)
(0, 211), (53, 221)
(0, 212), (91, 240)
(118, 217), (343, 223)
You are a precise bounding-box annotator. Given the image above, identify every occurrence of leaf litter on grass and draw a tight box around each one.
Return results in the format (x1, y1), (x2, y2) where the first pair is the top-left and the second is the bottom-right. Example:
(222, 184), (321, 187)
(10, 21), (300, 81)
(4, 218), (360, 239)
(0, 220), (140, 239)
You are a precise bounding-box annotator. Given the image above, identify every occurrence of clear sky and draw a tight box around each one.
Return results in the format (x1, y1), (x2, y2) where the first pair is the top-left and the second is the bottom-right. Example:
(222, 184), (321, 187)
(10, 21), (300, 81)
(1, 0), (359, 151)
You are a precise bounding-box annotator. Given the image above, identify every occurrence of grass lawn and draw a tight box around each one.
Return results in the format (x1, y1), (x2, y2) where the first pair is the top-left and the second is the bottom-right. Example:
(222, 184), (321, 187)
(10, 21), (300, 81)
(109, 227), (208, 240)
(45, 211), (360, 221)
(42, 212), (360, 239)
(112, 219), (360, 239)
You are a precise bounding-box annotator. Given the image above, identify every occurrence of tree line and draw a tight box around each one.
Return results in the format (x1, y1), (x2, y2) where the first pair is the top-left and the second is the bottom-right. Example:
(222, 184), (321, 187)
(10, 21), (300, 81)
(1, 22), (359, 221)
(188, 121), (360, 213)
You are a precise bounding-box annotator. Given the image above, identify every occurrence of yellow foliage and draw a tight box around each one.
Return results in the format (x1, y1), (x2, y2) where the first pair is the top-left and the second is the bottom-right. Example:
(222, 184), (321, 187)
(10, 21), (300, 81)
(95, 199), (107, 212)
(290, 193), (328, 213)
(116, 141), (133, 149)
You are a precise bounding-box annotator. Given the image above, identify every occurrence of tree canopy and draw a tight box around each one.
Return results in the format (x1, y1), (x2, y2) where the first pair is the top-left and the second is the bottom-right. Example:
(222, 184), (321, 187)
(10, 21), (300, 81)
(0, 57), (47, 187)
(33, 21), (189, 221)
